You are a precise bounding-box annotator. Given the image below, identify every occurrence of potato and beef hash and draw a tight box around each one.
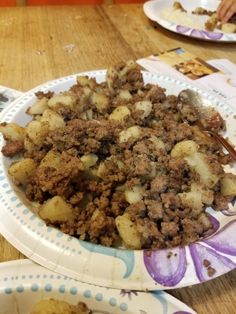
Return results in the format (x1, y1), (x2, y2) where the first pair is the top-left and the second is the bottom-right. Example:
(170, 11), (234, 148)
(1, 61), (236, 250)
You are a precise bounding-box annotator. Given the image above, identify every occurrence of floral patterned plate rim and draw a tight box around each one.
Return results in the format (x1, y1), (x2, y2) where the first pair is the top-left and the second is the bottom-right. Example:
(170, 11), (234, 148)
(143, 0), (236, 42)
(0, 70), (236, 291)
(0, 259), (196, 314)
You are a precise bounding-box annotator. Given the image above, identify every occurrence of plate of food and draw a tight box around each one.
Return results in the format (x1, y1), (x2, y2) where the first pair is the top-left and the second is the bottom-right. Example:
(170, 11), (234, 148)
(143, 0), (236, 41)
(0, 259), (196, 314)
(0, 61), (236, 291)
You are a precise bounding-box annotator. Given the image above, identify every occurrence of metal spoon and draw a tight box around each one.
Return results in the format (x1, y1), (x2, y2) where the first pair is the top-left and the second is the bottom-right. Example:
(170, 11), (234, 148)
(178, 89), (236, 161)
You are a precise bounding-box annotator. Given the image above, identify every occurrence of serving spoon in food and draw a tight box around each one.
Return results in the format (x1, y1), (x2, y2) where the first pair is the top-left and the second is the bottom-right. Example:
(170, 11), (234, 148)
(178, 89), (236, 161)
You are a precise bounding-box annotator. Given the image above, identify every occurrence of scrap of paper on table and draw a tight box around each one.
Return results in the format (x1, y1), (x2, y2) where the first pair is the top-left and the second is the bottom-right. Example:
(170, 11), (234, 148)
(137, 48), (236, 110)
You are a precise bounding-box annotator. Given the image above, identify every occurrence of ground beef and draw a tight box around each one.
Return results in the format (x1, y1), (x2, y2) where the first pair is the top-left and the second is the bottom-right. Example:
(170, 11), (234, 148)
(35, 91), (54, 99)
(1, 140), (24, 157)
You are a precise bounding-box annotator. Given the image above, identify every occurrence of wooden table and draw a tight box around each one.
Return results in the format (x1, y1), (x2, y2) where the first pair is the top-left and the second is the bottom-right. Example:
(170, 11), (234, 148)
(0, 4), (236, 313)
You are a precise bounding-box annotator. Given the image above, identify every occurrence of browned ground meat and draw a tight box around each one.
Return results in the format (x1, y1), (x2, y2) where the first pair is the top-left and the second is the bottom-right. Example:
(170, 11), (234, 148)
(1, 61), (235, 250)
(1, 140), (24, 157)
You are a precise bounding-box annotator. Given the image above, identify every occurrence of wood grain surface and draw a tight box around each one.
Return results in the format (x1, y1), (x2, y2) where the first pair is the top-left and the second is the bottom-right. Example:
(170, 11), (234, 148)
(0, 4), (236, 313)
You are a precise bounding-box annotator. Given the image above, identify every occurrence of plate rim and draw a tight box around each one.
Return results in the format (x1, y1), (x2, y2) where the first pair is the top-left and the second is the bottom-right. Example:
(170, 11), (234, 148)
(0, 70), (236, 291)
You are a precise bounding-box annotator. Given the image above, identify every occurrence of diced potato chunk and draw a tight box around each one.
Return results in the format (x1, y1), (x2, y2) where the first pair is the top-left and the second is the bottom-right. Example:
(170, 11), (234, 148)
(41, 109), (65, 131)
(48, 94), (75, 110)
(91, 209), (100, 221)
(96, 162), (106, 178)
(39, 196), (74, 223)
(77, 75), (95, 88)
(221, 173), (236, 196)
(115, 213), (141, 249)
(30, 299), (71, 314)
(91, 92), (109, 112)
(26, 120), (49, 146)
(81, 109), (93, 120)
(171, 140), (198, 158)
(0, 123), (25, 141)
(27, 97), (48, 115)
(179, 190), (203, 212)
(125, 185), (143, 204)
(24, 136), (37, 153)
(179, 181), (214, 212)
(8, 158), (37, 186)
(184, 152), (219, 188)
(191, 182), (214, 205)
(30, 299), (90, 314)
(221, 23), (236, 33)
(81, 154), (98, 168)
(109, 106), (130, 123)
(106, 67), (118, 91)
(118, 90), (132, 100)
(119, 126), (141, 143)
(134, 100), (152, 119)
(40, 150), (61, 169)
(149, 136), (165, 150)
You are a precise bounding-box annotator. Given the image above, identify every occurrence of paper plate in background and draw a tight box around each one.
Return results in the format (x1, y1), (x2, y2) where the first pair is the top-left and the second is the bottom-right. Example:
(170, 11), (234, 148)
(0, 86), (23, 112)
(0, 259), (196, 314)
(0, 70), (236, 291)
(144, 0), (236, 42)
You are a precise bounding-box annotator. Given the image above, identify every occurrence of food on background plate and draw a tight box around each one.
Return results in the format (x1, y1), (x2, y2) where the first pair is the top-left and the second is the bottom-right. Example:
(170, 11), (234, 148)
(162, 1), (236, 33)
(1, 61), (236, 250)
(31, 299), (91, 314)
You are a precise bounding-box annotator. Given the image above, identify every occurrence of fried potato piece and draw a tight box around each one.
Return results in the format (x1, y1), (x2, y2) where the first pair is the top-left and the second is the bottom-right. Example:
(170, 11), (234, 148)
(134, 100), (152, 119)
(41, 109), (65, 131)
(39, 196), (75, 223)
(39, 150), (61, 169)
(179, 182), (214, 213)
(48, 94), (75, 110)
(77, 75), (96, 89)
(27, 97), (48, 115)
(109, 105), (130, 123)
(115, 212), (141, 249)
(81, 153), (98, 168)
(8, 158), (37, 186)
(119, 125), (141, 143)
(221, 23), (236, 33)
(91, 92), (109, 112)
(124, 185), (143, 204)
(185, 152), (219, 188)
(221, 173), (236, 196)
(171, 140), (198, 158)
(26, 120), (49, 146)
(0, 122), (25, 141)
(31, 299), (91, 314)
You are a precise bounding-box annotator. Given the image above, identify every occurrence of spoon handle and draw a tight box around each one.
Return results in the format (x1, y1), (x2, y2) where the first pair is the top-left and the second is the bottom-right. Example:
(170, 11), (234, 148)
(208, 131), (236, 161)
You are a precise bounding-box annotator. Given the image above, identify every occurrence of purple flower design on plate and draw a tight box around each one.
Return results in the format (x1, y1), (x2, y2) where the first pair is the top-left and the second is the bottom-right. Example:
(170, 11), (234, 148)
(176, 25), (224, 40)
(144, 247), (187, 286)
(190, 29), (206, 39)
(189, 243), (235, 282)
(176, 25), (191, 34)
(202, 30), (224, 40)
(204, 219), (236, 255)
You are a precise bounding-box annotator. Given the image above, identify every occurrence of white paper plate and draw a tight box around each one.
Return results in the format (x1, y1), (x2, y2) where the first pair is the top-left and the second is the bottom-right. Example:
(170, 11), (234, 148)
(0, 70), (236, 291)
(0, 86), (23, 112)
(144, 0), (236, 42)
(0, 259), (196, 314)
